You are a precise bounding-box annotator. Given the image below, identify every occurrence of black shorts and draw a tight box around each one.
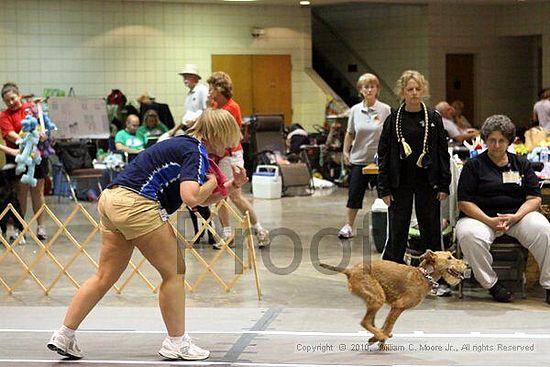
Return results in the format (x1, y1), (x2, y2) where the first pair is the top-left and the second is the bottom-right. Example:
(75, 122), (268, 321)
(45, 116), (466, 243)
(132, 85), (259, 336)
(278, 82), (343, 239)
(346, 164), (372, 209)
(6, 155), (49, 180)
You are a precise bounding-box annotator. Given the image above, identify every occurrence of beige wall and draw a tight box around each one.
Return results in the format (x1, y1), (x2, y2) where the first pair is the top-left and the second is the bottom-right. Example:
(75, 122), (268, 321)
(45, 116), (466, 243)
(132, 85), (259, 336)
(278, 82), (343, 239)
(428, 3), (542, 127)
(313, 3), (429, 107)
(0, 0), (327, 131)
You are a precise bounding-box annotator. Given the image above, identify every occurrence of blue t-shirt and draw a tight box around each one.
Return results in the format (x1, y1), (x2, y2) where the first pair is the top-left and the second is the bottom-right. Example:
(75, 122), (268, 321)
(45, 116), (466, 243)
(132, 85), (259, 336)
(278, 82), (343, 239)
(109, 135), (209, 214)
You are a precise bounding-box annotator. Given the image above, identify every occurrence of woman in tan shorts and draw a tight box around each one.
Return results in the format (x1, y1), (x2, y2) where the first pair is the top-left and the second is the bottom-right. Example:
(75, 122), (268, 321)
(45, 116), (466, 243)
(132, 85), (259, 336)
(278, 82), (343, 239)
(47, 109), (246, 361)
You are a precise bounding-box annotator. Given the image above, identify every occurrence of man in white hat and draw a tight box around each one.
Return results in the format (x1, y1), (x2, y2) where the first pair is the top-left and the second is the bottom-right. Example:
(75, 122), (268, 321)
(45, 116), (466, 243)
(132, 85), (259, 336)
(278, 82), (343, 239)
(179, 64), (208, 123)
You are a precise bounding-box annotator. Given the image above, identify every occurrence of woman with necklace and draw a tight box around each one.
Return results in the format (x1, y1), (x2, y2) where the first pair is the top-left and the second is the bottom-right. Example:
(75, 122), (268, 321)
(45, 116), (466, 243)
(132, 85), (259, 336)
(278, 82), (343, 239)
(377, 70), (450, 264)
(456, 114), (550, 304)
(338, 73), (391, 239)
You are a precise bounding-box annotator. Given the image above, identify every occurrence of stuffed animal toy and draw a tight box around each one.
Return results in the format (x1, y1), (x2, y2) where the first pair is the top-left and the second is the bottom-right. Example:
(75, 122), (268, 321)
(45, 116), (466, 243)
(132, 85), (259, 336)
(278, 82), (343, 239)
(15, 114), (42, 187)
(38, 111), (57, 157)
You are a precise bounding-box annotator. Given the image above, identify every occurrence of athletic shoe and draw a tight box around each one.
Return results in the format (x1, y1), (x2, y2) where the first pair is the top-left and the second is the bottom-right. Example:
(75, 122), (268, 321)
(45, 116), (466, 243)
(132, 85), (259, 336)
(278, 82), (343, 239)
(158, 334), (210, 360)
(429, 284), (452, 297)
(489, 280), (513, 302)
(37, 225), (48, 241)
(256, 227), (270, 248)
(47, 330), (83, 359)
(338, 224), (354, 239)
(213, 232), (232, 250)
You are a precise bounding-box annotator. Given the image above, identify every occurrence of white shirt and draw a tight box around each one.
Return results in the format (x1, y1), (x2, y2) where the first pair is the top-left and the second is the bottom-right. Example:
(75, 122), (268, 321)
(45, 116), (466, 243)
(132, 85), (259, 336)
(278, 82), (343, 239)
(442, 117), (461, 139)
(347, 99), (391, 165)
(184, 83), (209, 114)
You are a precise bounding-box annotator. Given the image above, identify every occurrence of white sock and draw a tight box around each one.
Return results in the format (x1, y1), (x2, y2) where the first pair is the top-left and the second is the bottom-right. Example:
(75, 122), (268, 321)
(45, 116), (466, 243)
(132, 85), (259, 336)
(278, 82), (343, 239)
(168, 335), (184, 345)
(222, 226), (232, 237)
(253, 223), (263, 232)
(59, 325), (75, 338)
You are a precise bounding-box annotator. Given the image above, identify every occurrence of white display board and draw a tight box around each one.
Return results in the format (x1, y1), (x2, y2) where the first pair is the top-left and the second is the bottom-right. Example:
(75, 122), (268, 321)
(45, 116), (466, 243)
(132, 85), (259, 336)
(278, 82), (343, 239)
(48, 97), (110, 139)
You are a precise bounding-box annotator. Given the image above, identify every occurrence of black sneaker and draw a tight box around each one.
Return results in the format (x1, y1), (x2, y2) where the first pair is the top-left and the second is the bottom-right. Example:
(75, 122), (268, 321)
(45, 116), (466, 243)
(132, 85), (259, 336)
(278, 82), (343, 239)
(489, 281), (512, 302)
(546, 289), (550, 305)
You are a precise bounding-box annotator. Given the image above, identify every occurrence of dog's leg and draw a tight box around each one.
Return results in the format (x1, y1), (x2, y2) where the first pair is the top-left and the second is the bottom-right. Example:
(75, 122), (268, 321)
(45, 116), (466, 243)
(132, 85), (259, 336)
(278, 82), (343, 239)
(353, 284), (386, 344)
(360, 305), (387, 344)
(380, 307), (404, 342)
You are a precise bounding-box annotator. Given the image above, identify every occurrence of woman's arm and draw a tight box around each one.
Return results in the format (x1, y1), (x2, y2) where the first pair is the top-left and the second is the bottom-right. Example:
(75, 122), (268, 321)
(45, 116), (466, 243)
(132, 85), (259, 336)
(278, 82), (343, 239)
(0, 144), (19, 156)
(115, 142), (143, 155)
(376, 113), (393, 202)
(179, 174), (218, 208)
(433, 111), (451, 193)
(458, 200), (504, 231)
(497, 196), (541, 230)
(342, 131), (354, 165)
(5, 131), (20, 144)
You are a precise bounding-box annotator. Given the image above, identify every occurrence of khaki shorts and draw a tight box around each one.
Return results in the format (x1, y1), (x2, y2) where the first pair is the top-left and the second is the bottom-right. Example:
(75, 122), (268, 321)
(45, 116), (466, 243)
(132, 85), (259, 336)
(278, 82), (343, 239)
(98, 187), (167, 240)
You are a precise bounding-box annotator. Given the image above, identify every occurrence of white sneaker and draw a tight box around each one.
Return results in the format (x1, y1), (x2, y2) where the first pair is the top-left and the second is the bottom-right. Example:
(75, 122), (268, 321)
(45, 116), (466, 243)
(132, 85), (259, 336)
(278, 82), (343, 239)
(37, 225), (47, 241)
(338, 224), (354, 239)
(47, 330), (83, 359)
(213, 232), (232, 250)
(9, 229), (26, 245)
(256, 227), (270, 248)
(158, 334), (210, 360)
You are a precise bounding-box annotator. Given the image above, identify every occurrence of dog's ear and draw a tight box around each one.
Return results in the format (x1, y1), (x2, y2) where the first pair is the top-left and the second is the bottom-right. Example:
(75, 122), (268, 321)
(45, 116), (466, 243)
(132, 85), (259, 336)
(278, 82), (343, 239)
(419, 249), (436, 264)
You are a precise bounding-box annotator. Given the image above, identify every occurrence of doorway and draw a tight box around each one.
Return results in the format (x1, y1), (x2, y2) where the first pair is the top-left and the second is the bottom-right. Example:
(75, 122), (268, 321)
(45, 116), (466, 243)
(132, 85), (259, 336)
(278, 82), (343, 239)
(446, 54), (474, 124)
(212, 54), (292, 124)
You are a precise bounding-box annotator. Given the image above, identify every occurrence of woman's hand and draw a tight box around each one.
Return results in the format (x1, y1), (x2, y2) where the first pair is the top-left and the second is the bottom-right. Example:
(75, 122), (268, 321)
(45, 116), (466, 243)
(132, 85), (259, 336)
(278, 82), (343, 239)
(496, 213), (519, 232)
(382, 195), (393, 207)
(38, 131), (48, 143)
(231, 165), (248, 188)
(436, 192), (448, 201)
(343, 152), (350, 166)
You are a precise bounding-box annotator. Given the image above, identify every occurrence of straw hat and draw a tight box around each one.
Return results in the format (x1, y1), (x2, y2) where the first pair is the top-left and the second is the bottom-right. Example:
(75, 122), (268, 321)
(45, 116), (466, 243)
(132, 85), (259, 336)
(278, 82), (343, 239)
(178, 64), (201, 79)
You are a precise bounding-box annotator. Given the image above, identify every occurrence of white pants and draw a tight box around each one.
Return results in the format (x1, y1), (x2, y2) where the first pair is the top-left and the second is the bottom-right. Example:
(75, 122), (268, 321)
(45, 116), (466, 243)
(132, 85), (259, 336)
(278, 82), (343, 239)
(456, 211), (550, 290)
(218, 149), (244, 180)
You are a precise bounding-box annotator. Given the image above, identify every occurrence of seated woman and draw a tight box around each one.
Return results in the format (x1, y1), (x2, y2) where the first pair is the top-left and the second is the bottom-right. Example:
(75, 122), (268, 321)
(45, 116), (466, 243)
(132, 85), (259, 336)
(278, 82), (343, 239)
(137, 109), (168, 142)
(456, 114), (550, 304)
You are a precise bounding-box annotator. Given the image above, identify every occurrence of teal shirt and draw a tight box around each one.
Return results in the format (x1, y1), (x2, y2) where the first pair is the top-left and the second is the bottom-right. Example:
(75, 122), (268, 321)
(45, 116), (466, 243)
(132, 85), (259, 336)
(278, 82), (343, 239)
(115, 129), (146, 150)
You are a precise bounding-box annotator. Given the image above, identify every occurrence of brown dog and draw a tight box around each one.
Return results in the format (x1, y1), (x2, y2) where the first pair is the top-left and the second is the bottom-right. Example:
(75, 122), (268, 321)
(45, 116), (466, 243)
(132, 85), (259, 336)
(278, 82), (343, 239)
(320, 250), (466, 348)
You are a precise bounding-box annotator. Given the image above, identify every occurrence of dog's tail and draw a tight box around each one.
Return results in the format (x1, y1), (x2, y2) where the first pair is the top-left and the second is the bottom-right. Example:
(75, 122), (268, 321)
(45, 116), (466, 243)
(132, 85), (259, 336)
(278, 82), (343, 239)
(319, 263), (350, 275)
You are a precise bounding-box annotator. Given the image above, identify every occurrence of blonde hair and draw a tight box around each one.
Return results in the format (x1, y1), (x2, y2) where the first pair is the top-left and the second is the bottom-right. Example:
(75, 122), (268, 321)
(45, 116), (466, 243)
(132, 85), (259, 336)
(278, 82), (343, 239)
(394, 70), (430, 100)
(187, 108), (240, 148)
(356, 73), (380, 97)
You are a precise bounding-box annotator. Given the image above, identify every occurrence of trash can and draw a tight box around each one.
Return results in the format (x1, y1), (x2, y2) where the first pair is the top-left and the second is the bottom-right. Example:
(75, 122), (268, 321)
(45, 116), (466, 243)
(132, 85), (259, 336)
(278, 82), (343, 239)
(370, 198), (388, 253)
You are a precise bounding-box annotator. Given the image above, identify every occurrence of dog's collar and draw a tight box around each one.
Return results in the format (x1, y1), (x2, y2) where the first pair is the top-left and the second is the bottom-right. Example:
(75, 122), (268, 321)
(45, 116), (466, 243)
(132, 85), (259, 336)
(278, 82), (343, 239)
(418, 266), (439, 290)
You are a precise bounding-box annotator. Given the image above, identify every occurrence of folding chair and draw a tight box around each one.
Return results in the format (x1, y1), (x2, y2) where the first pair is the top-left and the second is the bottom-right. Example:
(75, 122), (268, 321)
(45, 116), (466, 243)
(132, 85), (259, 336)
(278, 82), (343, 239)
(55, 141), (104, 203)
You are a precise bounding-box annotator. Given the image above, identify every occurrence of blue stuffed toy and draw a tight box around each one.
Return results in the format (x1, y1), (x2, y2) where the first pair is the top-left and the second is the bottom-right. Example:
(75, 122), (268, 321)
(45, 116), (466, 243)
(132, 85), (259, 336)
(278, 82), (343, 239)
(15, 114), (42, 187)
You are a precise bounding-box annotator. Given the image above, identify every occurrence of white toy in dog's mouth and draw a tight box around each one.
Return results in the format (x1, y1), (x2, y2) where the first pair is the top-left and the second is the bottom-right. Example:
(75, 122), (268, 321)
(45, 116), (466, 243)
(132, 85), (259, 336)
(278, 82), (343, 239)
(447, 268), (464, 280)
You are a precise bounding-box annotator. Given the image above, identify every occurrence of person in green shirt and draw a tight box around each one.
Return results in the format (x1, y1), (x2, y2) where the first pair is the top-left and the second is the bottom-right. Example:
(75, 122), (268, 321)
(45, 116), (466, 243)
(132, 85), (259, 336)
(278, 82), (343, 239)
(115, 114), (146, 154)
(137, 109), (168, 142)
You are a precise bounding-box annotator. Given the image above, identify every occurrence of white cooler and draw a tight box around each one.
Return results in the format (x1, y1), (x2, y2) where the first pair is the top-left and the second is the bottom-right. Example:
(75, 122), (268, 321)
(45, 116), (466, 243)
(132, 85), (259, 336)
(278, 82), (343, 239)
(252, 165), (282, 199)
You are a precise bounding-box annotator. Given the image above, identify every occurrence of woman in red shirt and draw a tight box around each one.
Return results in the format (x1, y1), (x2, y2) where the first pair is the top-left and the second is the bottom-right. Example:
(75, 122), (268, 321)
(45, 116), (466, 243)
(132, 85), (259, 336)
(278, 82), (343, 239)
(0, 82), (49, 240)
(206, 72), (270, 248)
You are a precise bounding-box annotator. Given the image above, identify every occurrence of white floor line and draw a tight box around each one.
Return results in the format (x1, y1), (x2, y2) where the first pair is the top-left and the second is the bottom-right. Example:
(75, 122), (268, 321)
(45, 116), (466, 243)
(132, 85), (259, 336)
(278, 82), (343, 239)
(0, 328), (549, 339)
(0, 361), (501, 367)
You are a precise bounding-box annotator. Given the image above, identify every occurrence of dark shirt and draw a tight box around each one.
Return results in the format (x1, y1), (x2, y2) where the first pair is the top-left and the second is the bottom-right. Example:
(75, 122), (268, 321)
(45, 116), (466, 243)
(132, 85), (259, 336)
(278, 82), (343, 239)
(457, 150), (541, 218)
(399, 110), (429, 186)
(109, 135), (208, 214)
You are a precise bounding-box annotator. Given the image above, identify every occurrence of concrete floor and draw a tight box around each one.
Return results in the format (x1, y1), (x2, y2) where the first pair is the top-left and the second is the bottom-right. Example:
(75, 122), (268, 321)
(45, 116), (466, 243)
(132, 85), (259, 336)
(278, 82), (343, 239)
(1, 187), (549, 366)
